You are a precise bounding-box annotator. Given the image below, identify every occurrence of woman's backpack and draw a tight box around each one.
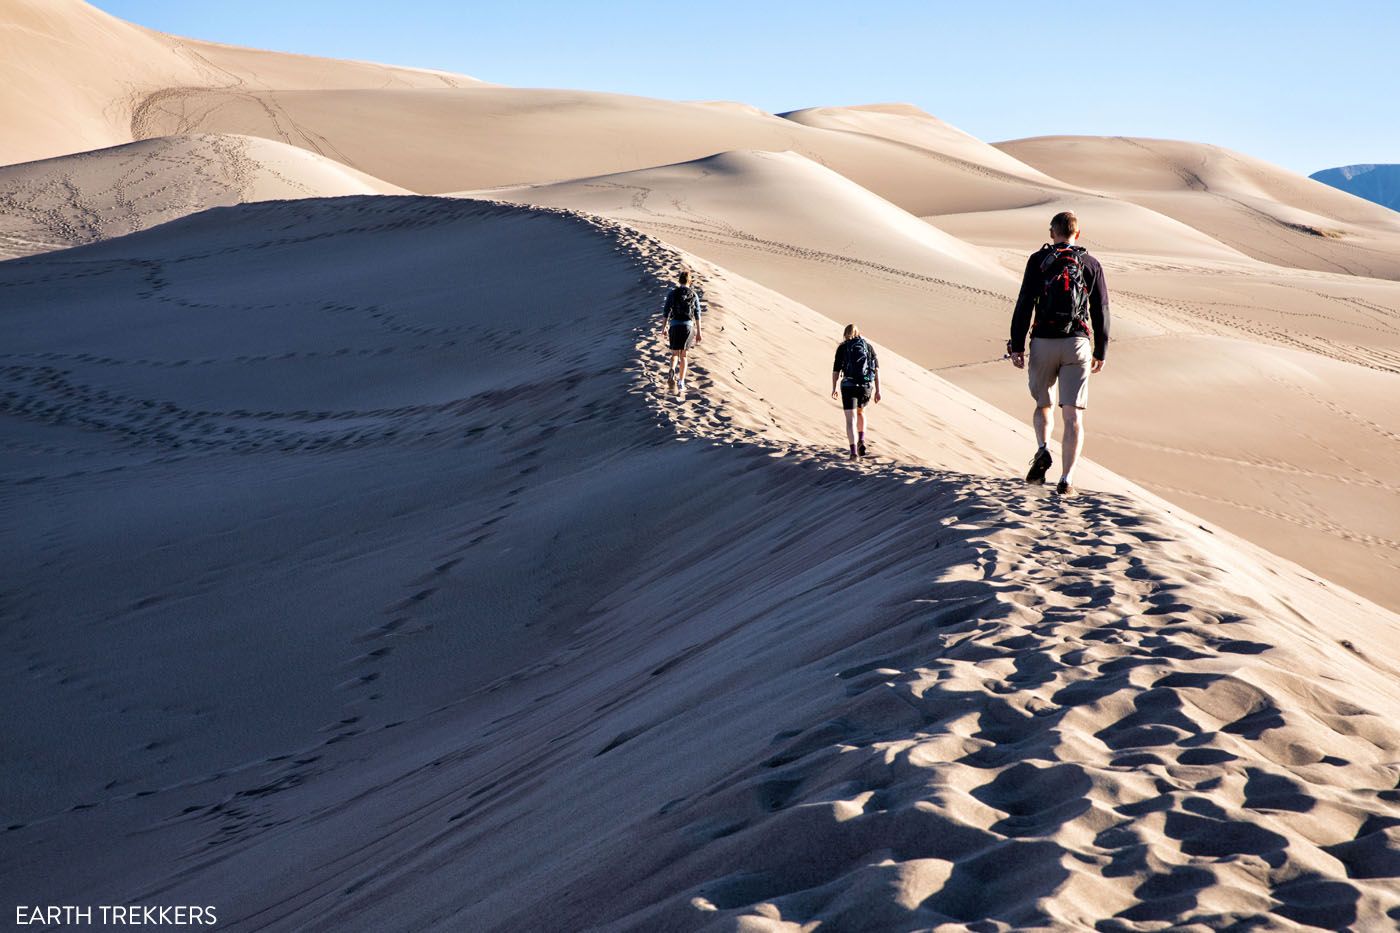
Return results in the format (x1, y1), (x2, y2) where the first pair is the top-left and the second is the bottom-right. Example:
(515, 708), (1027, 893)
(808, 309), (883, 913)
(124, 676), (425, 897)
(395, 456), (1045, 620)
(669, 286), (700, 321)
(841, 338), (873, 384)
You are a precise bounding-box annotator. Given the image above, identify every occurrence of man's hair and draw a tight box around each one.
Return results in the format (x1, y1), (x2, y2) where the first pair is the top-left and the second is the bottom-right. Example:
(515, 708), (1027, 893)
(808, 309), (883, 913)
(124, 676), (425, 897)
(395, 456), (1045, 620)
(1050, 211), (1080, 238)
(843, 323), (860, 340)
(678, 270), (691, 285)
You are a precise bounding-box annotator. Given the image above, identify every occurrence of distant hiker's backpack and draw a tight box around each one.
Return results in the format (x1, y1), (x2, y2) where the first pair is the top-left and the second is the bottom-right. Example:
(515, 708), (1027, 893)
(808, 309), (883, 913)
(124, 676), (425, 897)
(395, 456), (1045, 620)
(669, 285), (700, 321)
(841, 337), (873, 384)
(1036, 244), (1091, 336)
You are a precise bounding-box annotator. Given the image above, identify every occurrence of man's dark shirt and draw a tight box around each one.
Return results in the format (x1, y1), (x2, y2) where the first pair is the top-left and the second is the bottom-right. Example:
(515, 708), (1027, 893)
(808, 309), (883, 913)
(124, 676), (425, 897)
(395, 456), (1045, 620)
(1009, 245), (1110, 360)
(833, 337), (878, 385)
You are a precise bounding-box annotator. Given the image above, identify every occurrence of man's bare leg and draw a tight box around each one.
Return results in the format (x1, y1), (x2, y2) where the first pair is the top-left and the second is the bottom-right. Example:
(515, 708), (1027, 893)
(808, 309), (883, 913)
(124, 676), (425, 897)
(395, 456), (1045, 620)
(844, 408), (858, 453)
(1060, 405), (1084, 483)
(1033, 405), (1053, 449)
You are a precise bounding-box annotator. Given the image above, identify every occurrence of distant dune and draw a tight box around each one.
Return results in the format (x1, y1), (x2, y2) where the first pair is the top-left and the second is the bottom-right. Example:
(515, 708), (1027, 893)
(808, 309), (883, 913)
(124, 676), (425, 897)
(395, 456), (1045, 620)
(1, 0), (480, 166)
(998, 136), (1400, 279)
(3, 2), (1400, 930)
(782, 103), (1059, 185)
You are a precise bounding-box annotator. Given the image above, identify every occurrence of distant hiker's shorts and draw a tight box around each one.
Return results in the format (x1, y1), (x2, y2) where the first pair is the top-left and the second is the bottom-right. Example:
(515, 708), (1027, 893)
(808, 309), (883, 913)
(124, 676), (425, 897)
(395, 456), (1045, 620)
(668, 320), (695, 351)
(1028, 336), (1092, 409)
(841, 383), (873, 410)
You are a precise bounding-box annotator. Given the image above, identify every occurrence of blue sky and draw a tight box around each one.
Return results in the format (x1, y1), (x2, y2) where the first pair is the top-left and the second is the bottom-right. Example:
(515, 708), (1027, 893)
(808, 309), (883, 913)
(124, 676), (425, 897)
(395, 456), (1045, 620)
(91, 0), (1398, 176)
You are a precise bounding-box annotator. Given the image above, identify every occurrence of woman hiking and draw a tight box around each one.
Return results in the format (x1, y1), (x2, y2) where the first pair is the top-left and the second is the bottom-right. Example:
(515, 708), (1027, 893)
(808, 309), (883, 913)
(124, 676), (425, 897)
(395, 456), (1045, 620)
(830, 323), (881, 459)
(661, 270), (702, 396)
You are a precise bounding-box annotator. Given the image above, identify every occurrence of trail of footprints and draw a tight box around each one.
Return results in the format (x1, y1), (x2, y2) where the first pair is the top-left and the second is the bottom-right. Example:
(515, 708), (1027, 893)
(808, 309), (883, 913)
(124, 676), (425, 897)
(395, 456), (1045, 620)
(7, 196), (1398, 926)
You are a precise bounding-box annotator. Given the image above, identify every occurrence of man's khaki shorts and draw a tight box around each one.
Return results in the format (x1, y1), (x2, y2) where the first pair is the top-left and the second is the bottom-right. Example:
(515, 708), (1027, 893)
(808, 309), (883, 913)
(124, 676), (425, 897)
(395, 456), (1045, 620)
(1028, 336), (1093, 409)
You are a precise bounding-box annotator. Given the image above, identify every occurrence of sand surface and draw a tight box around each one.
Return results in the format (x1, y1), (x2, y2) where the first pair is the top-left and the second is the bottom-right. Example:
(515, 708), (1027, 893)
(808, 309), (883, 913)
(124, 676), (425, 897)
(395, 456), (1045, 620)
(4, 3), (1400, 930)
(1, 0), (479, 166)
(4, 195), (1399, 932)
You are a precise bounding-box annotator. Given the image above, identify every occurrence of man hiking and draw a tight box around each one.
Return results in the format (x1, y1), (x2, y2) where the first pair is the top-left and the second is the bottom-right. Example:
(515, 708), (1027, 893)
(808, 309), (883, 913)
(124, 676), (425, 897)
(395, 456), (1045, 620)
(1007, 211), (1110, 497)
(830, 323), (881, 460)
(661, 269), (703, 396)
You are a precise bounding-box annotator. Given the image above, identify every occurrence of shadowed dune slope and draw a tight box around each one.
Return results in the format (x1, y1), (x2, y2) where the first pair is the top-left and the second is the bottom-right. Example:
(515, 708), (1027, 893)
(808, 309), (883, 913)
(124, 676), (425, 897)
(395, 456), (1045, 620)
(998, 135), (1400, 279)
(0, 134), (406, 259)
(0, 0), (480, 166)
(2, 197), (1399, 930)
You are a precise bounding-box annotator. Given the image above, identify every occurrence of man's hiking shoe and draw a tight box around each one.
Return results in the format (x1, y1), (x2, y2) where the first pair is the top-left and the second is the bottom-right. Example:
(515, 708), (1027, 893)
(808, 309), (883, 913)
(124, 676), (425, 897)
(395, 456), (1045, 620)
(666, 372), (676, 393)
(1025, 447), (1053, 485)
(858, 440), (867, 457)
(848, 447), (858, 460)
(1055, 479), (1077, 498)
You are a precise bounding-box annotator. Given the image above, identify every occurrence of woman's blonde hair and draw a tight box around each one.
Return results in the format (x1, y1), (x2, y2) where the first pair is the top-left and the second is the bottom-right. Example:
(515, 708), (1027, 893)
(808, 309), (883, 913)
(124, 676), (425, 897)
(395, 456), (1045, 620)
(678, 270), (691, 285)
(843, 323), (860, 340)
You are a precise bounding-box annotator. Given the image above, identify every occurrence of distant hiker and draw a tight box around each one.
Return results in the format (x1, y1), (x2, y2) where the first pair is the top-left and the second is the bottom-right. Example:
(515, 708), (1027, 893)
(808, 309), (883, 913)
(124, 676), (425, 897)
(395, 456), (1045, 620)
(662, 270), (703, 395)
(1007, 211), (1110, 497)
(830, 323), (881, 460)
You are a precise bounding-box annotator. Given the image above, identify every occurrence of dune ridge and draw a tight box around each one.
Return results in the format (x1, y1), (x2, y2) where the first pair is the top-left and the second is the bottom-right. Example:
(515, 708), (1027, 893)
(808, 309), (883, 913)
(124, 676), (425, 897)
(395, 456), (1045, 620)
(0, 134), (406, 260)
(2, 195), (1399, 930)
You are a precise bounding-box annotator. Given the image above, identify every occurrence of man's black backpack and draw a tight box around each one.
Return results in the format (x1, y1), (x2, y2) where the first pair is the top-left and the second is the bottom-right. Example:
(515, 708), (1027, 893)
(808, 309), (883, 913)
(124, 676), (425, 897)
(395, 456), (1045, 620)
(1036, 244), (1091, 336)
(668, 285), (700, 321)
(841, 337), (873, 384)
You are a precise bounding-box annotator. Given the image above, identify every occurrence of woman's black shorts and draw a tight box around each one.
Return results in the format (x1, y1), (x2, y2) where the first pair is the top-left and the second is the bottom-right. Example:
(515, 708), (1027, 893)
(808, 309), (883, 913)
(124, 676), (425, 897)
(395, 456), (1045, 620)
(841, 383), (873, 410)
(667, 321), (695, 351)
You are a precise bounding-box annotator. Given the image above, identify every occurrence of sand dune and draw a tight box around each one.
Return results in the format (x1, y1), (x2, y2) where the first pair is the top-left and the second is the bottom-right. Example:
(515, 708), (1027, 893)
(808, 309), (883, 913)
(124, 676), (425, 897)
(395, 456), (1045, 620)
(0, 134), (405, 259)
(933, 196), (1256, 263)
(3, 196), (1398, 929)
(782, 103), (1058, 185)
(999, 136), (1400, 279)
(0, 0), (479, 166)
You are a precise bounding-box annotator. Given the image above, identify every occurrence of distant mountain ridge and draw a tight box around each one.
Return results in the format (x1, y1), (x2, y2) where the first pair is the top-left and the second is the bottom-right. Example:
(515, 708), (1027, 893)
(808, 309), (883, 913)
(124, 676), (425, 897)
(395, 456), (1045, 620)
(1311, 163), (1400, 212)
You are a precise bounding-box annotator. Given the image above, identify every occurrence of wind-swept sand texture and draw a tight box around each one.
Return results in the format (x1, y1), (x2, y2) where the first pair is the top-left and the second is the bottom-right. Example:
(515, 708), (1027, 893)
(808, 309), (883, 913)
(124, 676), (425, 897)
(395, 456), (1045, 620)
(3, 196), (1399, 929)
(0, 134), (405, 259)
